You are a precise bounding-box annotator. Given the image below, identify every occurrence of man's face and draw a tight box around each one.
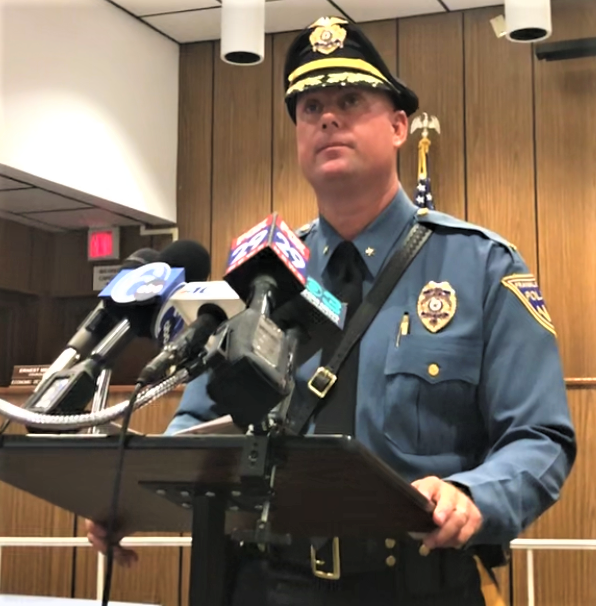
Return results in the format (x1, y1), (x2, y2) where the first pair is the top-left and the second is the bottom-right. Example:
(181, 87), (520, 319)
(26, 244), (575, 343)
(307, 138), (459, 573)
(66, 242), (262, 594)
(294, 86), (407, 186)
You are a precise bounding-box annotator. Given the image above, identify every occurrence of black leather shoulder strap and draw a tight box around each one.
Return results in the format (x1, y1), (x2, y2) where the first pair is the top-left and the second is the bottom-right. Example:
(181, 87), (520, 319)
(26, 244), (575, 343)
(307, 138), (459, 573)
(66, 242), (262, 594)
(284, 221), (433, 435)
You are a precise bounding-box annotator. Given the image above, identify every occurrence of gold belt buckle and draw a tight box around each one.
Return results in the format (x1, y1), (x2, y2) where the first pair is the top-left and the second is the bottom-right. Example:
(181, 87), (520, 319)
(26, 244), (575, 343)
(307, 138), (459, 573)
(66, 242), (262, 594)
(310, 537), (341, 580)
(307, 367), (338, 398)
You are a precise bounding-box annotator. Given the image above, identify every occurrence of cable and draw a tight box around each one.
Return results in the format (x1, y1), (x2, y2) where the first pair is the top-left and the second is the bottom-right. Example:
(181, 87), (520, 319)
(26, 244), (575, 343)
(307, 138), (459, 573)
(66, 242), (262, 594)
(0, 369), (188, 431)
(101, 382), (143, 606)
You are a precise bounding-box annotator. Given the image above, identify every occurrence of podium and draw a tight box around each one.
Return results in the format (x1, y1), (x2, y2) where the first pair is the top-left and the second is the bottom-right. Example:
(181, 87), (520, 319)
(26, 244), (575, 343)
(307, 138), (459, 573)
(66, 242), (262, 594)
(0, 433), (435, 605)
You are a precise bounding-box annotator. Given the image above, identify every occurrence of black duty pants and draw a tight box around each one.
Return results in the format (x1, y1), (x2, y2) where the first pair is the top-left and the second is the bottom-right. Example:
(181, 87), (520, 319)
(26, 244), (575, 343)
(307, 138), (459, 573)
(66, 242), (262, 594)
(228, 546), (501, 606)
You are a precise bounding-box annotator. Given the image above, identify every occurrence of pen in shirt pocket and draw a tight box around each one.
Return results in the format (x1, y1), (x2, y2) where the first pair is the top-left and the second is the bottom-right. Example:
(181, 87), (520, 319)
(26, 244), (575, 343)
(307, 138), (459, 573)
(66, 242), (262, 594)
(396, 312), (410, 347)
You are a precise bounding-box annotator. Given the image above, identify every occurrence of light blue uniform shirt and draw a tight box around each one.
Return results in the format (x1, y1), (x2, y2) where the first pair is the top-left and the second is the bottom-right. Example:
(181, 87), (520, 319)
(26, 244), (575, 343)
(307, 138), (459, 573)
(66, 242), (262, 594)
(167, 187), (576, 547)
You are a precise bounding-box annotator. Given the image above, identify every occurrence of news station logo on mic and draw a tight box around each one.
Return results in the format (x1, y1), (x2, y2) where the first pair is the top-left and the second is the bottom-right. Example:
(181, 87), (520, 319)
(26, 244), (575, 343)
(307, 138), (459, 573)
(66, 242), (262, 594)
(224, 214), (311, 305)
(303, 276), (347, 328)
(171, 281), (246, 325)
(100, 262), (185, 305)
(153, 296), (187, 348)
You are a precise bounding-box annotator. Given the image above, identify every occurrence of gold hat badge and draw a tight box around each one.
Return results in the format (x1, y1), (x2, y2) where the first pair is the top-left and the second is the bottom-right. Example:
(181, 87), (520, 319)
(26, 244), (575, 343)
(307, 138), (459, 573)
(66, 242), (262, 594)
(417, 281), (457, 333)
(309, 17), (348, 55)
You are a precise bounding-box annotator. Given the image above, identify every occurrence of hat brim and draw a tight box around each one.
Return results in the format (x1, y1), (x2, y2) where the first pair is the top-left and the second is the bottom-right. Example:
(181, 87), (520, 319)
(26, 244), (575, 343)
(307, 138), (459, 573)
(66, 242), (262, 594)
(285, 69), (392, 98)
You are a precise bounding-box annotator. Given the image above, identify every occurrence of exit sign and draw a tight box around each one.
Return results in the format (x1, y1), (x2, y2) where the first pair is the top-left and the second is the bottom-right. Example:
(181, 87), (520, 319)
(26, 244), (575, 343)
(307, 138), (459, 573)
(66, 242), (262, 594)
(88, 227), (120, 261)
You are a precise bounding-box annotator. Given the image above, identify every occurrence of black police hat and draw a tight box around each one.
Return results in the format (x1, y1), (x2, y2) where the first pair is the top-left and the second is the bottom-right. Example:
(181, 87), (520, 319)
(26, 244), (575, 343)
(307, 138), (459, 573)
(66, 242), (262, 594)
(283, 17), (419, 123)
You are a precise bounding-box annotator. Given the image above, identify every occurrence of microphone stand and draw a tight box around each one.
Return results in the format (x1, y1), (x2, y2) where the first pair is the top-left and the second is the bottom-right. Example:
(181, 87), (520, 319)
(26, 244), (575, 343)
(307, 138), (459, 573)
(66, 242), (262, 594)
(87, 368), (112, 435)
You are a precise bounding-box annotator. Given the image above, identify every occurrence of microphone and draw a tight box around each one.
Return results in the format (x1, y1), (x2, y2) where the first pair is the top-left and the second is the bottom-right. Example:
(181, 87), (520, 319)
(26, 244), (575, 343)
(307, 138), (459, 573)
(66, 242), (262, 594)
(271, 275), (348, 367)
(169, 280), (246, 326)
(25, 240), (211, 419)
(223, 213), (311, 309)
(100, 240), (210, 339)
(203, 215), (311, 427)
(32, 248), (160, 395)
(136, 281), (245, 386)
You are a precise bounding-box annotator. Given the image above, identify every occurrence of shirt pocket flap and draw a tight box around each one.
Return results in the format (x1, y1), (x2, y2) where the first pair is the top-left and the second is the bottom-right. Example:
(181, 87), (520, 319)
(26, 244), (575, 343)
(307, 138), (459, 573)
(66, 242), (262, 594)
(384, 335), (483, 385)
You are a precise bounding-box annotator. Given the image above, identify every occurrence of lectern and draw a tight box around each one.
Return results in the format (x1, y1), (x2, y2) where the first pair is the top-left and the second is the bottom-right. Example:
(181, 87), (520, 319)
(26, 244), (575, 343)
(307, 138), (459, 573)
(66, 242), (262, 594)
(0, 433), (435, 605)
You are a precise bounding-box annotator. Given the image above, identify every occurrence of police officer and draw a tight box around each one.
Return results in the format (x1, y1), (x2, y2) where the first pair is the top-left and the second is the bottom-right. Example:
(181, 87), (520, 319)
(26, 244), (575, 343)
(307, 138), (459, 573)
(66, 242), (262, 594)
(86, 16), (576, 606)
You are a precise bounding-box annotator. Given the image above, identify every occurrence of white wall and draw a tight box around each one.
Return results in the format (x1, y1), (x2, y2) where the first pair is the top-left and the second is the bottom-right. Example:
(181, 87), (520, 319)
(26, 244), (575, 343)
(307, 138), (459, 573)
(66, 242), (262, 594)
(0, 0), (180, 223)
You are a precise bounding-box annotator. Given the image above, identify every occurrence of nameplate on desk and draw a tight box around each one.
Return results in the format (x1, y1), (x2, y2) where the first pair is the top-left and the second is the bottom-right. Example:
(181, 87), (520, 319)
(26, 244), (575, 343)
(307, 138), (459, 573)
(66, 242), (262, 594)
(10, 365), (51, 387)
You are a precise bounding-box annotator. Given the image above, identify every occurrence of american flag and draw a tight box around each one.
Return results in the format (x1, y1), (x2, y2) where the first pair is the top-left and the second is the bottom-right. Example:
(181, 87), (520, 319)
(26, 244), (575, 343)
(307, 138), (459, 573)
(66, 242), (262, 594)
(414, 139), (435, 210)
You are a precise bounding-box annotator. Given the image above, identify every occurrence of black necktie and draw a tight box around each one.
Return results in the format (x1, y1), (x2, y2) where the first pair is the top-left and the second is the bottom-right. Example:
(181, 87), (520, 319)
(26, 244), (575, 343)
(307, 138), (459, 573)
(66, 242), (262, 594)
(313, 241), (365, 436)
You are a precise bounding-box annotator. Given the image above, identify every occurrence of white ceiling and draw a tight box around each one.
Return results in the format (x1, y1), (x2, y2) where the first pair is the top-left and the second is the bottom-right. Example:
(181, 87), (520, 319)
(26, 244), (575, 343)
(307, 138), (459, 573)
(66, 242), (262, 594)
(110, 0), (502, 43)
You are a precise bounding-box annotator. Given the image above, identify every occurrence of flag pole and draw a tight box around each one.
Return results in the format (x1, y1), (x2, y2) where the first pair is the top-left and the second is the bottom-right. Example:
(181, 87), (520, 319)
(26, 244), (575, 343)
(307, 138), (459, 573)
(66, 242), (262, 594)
(410, 112), (441, 210)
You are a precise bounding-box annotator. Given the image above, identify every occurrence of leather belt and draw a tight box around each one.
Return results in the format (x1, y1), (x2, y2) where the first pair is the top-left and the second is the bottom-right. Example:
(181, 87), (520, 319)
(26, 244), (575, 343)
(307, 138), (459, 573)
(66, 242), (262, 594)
(243, 537), (400, 579)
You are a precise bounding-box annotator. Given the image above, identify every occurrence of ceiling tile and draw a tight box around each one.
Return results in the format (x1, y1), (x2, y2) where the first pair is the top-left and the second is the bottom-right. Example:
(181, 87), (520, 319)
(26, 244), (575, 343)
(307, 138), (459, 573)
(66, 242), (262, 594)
(265, 0), (336, 34)
(111, 0), (220, 17)
(0, 210), (65, 233)
(335, 0), (445, 22)
(0, 176), (32, 191)
(0, 188), (89, 214)
(144, 7), (221, 42)
(443, 0), (501, 9)
(27, 208), (140, 230)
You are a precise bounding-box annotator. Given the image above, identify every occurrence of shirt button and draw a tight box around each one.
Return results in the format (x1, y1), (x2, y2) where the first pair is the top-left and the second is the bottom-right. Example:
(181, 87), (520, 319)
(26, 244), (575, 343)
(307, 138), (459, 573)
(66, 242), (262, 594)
(428, 363), (440, 377)
(385, 538), (396, 549)
(385, 555), (397, 567)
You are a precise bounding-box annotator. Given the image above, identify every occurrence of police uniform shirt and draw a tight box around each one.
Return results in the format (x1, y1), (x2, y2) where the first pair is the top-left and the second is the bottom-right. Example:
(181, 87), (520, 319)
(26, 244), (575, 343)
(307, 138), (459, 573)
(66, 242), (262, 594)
(166, 187), (576, 547)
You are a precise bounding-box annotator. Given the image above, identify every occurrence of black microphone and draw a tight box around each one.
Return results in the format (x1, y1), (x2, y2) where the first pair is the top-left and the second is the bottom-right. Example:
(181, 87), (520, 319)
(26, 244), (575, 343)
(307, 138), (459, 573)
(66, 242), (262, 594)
(137, 303), (228, 387)
(271, 275), (347, 367)
(137, 281), (246, 387)
(203, 215), (312, 428)
(25, 240), (211, 422)
(32, 248), (160, 395)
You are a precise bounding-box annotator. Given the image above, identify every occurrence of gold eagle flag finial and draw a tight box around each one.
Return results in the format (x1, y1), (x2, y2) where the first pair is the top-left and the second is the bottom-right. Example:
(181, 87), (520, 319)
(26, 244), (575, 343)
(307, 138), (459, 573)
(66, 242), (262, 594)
(410, 112), (441, 210)
(410, 112), (441, 139)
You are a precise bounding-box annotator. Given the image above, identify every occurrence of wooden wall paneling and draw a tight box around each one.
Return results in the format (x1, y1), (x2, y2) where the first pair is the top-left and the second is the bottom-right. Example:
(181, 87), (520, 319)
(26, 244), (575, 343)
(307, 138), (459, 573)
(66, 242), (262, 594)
(30, 229), (55, 365)
(177, 43), (214, 253)
(0, 301), (15, 386)
(73, 390), (184, 606)
(51, 232), (92, 297)
(0, 218), (38, 295)
(0, 290), (41, 386)
(210, 38), (273, 279)
(518, 387), (596, 605)
(271, 31), (317, 231)
(397, 13), (465, 220)
(0, 391), (75, 598)
(464, 8), (537, 272)
(535, 0), (596, 379)
(180, 545), (191, 606)
(29, 229), (54, 296)
(359, 20), (397, 70)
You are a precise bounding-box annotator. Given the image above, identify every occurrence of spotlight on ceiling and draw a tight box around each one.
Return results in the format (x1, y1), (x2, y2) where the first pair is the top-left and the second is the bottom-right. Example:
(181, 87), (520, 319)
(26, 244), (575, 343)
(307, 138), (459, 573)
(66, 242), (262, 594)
(221, 0), (265, 66)
(504, 0), (552, 43)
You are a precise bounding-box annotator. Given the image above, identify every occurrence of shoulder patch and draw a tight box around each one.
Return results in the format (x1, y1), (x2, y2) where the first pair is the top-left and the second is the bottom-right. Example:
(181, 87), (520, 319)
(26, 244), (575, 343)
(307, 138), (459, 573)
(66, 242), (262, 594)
(294, 218), (318, 241)
(501, 274), (556, 336)
(416, 209), (517, 253)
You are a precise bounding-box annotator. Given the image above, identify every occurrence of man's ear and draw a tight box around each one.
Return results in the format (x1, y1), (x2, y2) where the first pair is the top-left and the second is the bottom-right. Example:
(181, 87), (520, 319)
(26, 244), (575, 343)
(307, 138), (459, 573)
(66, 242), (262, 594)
(391, 110), (409, 150)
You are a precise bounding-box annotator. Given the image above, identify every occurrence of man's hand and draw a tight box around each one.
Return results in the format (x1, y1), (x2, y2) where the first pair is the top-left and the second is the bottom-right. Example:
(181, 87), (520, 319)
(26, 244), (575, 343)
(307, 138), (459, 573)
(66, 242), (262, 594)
(411, 476), (482, 551)
(84, 519), (138, 568)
